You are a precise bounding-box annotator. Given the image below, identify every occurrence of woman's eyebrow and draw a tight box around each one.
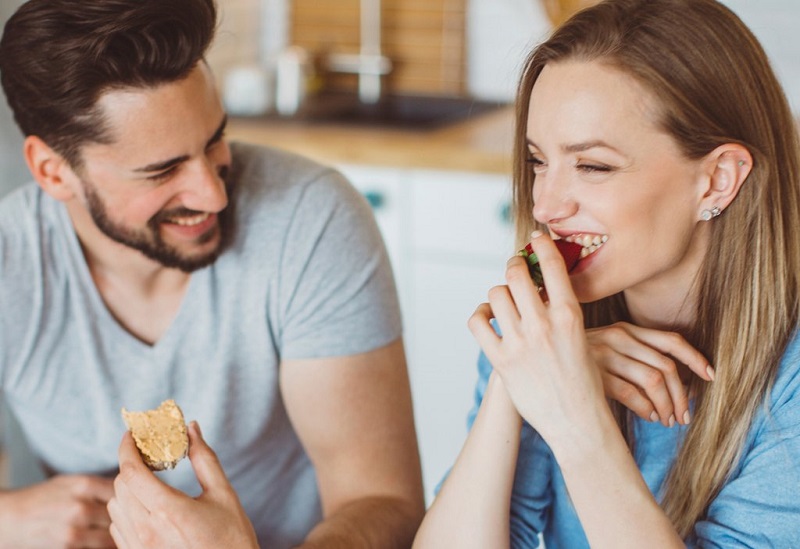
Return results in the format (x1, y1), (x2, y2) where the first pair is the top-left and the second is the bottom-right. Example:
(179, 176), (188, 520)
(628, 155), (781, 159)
(526, 137), (623, 155)
(562, 140), (622, 154)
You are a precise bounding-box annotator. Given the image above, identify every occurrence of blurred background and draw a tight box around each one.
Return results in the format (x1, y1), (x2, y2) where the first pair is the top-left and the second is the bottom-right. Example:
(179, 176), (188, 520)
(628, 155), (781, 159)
(0, 0), (798, 500)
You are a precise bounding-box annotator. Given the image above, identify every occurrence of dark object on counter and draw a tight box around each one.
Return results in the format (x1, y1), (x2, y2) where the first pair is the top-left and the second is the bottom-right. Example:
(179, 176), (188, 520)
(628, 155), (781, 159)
(254, 91), (505, 130)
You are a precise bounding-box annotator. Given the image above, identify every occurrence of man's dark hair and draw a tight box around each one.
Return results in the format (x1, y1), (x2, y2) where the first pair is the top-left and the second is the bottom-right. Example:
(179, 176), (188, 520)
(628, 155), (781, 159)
(0, 0), (217, 168)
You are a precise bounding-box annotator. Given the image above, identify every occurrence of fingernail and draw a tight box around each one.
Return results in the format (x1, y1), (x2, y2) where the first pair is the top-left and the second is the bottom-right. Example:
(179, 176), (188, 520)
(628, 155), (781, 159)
(706, 365), (716, 381)
(192, 421), (202, 438)
(683, 410), (691, 425)
(649, 411), (659, 422)
(530, 230), (544, 239)
(668, 414), (676, 428)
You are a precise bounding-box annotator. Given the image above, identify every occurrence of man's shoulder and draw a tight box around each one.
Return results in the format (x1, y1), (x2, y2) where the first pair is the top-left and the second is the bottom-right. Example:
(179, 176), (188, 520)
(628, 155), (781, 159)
(0, 183), (51, 246)
(229, 141), (339, 190)
(227, 141), (364, 227)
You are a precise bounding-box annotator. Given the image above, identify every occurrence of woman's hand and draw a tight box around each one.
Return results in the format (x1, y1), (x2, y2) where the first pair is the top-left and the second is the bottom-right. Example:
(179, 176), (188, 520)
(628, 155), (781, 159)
(468, 231), (606, 445)
(107, 421), (258, 549)
(587, 322), (714, 427)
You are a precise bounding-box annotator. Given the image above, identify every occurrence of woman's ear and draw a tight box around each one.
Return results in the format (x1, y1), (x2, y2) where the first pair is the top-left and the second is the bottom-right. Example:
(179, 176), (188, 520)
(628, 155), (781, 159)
(24, 135), (78, 202)
(698, 143), (752, 220)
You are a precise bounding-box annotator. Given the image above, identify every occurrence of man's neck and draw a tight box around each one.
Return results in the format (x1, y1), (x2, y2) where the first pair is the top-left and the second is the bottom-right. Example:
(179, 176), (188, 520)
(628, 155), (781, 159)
(66, 199), (192, 345)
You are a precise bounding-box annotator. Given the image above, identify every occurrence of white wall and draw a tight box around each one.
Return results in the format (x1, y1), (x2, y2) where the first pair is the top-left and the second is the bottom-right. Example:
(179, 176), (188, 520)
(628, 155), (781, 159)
(721, 0), (800, 112)
(466, 0), (551, 102)
(0, 0), (28, 198)
(466, 0), (800, 111)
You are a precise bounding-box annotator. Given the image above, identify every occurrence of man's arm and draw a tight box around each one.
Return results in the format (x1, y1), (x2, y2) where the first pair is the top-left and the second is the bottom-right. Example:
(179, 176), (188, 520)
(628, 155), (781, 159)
(0, 476), (115, 549)
(280, 338), (425, 549)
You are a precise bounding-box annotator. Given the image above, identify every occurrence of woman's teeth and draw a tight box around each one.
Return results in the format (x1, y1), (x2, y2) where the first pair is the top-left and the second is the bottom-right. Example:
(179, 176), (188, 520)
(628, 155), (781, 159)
(167, 213), (210, 226)
(564, 233), (608, 259)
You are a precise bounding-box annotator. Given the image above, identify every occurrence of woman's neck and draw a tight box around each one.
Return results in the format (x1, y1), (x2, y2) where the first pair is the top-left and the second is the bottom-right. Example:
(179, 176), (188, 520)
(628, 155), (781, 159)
(622, 227), (709, 331)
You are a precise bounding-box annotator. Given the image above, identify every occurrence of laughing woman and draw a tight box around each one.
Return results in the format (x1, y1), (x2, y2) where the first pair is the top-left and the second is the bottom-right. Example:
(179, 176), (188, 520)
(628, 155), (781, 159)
(413, 0), (800, 547)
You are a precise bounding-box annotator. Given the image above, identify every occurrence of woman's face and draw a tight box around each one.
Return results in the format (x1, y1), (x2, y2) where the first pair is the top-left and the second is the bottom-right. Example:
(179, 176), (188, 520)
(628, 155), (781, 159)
(527, 60), (710, 323)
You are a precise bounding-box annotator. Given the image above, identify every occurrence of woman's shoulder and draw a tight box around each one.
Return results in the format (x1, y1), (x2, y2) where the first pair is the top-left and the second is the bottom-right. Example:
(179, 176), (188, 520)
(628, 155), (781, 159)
(750, 330), (800, 446)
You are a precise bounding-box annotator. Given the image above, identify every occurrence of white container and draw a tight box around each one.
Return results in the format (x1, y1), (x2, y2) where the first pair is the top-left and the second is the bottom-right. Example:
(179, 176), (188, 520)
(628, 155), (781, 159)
(275, 46), (310, 116)
(223, 65), (273, 117)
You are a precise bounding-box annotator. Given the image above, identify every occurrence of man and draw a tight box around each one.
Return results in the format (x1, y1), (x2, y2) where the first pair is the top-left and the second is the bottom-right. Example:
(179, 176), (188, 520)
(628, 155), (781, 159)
(0, 0), (424, 547)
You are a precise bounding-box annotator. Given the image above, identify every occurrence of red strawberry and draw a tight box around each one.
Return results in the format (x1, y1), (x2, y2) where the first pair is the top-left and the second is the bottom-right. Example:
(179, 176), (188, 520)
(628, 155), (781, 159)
(518, 239), (583, 287)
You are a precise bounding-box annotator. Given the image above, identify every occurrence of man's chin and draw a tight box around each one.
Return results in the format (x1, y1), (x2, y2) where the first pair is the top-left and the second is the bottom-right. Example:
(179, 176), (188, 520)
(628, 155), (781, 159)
(146, 248), (221, 273)
(149, 227), (224, 272)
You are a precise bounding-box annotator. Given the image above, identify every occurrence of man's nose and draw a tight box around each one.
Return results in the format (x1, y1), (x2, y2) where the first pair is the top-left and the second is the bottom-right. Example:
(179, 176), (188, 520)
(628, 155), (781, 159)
(182, 157), (229, 213)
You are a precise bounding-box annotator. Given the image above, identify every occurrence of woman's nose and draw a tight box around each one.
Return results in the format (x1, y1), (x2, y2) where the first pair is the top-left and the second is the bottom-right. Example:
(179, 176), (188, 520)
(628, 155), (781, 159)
(531, 175), (578, 225)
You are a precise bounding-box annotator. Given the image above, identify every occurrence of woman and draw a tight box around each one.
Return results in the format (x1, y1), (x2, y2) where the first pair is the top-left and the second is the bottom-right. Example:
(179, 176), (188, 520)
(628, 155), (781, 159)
(413, 0), (800, 546)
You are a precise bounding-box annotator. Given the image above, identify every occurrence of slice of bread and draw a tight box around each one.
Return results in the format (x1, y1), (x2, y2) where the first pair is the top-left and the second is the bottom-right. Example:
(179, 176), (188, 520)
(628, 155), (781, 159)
(121, 399), (189, 471)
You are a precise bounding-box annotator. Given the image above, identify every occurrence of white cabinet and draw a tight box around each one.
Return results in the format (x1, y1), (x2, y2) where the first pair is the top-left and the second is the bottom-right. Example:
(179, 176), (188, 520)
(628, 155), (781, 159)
(339, 164), (411, 320)
(340, 164), (515, 504)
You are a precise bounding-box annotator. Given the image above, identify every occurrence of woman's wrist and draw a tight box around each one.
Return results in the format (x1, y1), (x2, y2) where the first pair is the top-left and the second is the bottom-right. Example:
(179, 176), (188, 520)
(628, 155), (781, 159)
(484, 371), (524, 426)
(546, 401), (625, 470)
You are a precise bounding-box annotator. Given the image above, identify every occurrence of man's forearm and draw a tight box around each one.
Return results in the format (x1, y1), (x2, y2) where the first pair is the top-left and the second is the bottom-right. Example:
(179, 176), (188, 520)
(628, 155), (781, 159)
(296, 495), (424, 549)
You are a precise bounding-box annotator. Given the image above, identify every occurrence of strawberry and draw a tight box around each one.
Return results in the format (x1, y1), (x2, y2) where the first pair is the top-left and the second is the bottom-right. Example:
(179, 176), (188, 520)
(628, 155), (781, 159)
(517, 239), (583, 287)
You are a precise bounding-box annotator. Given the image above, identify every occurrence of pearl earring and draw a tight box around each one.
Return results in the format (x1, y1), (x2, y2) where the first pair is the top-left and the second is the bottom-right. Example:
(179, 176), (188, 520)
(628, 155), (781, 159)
(701, 206), (721, 221)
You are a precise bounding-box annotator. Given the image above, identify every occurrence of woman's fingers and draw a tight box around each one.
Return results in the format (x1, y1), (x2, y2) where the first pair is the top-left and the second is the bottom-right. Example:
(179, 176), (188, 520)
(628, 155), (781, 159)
(597, 345), (681, 426)
(622, 325), (713, 381)
(504, 255), (545, 319)
(468, 303), (502, 354)
(588, 323), (713, 426)
(601, 372), (656, 422)
(486, 284), (521, 336)
(524, 231), (575, 306)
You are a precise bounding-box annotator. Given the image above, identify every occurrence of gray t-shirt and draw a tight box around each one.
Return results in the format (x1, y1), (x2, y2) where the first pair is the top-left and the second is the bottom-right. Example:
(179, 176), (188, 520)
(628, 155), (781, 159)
(0, 142), (403, 548)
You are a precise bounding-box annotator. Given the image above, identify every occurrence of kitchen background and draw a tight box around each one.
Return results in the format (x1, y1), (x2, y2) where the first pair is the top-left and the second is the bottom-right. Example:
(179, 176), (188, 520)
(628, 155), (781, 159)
(1, 0), (799, 502)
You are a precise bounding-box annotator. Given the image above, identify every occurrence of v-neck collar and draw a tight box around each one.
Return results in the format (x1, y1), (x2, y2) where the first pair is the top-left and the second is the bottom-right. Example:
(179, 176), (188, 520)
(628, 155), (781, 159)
(55, 200), (202, 355)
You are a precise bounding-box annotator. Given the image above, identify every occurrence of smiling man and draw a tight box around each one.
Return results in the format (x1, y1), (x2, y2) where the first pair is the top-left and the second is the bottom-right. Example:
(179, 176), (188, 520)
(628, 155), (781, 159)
(0, 1), (423, 548)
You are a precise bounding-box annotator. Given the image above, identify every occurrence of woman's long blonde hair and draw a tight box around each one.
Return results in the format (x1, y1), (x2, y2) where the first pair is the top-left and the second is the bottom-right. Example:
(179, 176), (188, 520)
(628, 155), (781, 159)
(512, 0), (800, 536)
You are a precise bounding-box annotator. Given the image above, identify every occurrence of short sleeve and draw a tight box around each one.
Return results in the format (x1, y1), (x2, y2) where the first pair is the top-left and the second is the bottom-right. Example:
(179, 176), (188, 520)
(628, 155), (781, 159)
(278, 169), (402, 360)
(689, 343), (800, 547)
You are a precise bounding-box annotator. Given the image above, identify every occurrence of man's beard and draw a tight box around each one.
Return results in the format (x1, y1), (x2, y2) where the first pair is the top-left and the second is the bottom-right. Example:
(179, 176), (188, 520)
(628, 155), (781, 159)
(82, 179), (233, 273)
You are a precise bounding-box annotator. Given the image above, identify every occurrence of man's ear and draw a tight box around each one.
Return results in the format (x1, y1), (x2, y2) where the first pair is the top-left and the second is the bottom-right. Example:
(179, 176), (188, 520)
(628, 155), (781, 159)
(698, 143), (752, 218)
(24, 135), (78, 202)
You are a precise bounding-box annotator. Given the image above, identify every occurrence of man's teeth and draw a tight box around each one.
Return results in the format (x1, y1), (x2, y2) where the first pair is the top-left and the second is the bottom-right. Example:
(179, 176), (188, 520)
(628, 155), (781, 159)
(564, 233), (609, 259)
(167, 213), (210, 226)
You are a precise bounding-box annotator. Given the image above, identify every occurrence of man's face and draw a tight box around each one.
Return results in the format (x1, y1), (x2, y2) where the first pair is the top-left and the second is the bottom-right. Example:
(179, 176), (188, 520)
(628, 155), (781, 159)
(71, 63), (232, 272)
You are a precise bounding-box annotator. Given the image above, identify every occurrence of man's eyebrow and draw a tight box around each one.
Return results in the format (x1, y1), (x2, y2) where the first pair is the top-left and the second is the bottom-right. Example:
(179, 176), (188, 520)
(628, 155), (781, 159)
(133, 154), (190, 174)
(133, 115), (228, 173)
(206, 115), (227, 148)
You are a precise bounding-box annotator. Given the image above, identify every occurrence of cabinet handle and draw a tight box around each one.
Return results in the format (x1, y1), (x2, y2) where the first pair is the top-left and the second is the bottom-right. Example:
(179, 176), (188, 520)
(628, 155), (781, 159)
(363, 190), (386, 210)
(499, 202), (513, 225)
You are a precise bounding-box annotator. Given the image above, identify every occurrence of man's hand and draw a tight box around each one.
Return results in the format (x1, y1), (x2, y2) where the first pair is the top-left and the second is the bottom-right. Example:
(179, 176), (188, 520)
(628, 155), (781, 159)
(0, 474), (115, 549)
(107, 421), (258, 549)
(587, 322), (714, 426)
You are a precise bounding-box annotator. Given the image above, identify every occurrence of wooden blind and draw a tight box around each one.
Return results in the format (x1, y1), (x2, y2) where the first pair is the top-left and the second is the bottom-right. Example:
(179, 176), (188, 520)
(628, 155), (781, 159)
(291, 0), (467, 96)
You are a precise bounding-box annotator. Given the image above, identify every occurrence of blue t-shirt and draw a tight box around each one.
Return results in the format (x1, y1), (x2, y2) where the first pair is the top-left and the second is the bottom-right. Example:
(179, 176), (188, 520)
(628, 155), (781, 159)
(467, 333), (800, 547)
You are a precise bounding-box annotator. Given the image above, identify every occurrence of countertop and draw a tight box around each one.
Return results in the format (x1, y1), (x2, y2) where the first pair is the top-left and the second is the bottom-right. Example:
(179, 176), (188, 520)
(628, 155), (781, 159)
(227, 105), (516, 174)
